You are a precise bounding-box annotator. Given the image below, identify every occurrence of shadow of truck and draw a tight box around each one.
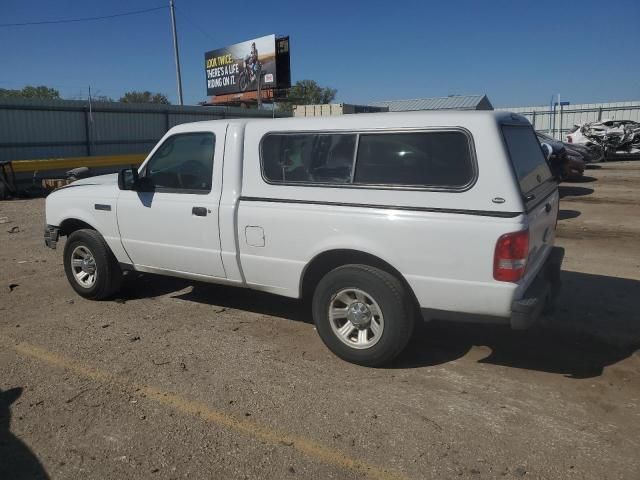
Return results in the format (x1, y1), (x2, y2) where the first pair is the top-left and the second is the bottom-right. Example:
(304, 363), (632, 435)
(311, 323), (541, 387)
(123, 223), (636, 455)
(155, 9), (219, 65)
(118, 270), (639, 379)
(398, 271), (640, 377)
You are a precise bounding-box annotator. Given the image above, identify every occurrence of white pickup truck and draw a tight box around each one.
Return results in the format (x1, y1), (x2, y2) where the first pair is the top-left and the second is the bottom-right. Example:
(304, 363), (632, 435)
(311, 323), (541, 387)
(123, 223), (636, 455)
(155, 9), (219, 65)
(45, 111), (563, 366)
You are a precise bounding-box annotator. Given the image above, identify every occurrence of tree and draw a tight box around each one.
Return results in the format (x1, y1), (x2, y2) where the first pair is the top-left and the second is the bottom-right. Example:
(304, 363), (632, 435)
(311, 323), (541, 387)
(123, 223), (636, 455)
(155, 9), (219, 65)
(288, 80), (337, 104)
(0, 85), (60, 99)
(119, 91), (171, 104)
(278, 80), (337, 113)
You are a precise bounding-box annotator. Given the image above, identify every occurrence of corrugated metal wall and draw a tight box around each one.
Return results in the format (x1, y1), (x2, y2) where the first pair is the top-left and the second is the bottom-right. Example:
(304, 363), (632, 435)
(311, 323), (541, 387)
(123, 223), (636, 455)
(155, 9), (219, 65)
(0, 98), (284, 161)
(496, 101), (640, 140)
(3, 98), (638, 160)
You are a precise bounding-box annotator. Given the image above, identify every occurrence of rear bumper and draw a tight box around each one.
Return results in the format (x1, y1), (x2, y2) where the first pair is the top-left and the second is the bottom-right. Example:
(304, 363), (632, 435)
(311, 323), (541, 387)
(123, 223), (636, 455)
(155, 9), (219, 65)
(420, 247), (564, 328)
(510, 246), (564, 329)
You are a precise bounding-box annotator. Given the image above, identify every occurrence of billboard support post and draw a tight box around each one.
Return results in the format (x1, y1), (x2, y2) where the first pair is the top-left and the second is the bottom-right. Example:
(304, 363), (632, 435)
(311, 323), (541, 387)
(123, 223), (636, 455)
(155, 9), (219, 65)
(257, 71), (262, 109)
(169, 0), (184, 105)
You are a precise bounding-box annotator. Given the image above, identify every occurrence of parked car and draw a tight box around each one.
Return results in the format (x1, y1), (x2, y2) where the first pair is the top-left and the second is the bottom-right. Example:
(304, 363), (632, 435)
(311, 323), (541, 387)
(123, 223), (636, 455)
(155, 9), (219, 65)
(536, 132), (585, 181)
(538, 131), (603, 164)
(567, 120), (640, 160)
(45, 111), (564, 366)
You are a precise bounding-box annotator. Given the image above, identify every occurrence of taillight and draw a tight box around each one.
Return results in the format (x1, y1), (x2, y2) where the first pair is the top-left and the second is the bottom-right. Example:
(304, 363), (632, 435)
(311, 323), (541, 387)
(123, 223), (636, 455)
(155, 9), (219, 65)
(494, 230), (529, 282)
(567, 135), (573, 143)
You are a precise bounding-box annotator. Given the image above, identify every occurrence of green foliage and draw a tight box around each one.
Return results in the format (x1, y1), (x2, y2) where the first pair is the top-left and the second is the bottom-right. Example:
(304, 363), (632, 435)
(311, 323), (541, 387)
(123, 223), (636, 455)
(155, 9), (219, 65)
(0, 85), (60, 99)
(278, 80), (337, 113)
(119, 91), (171, 104)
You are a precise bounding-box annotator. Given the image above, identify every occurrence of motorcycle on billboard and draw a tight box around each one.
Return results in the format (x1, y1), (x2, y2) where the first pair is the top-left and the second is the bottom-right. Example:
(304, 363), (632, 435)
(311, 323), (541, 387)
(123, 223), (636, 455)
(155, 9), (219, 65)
(238, 60), (262, 92)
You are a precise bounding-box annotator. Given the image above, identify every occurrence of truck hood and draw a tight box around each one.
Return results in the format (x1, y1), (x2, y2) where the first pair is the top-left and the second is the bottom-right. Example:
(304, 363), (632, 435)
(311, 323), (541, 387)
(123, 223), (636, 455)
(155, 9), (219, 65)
(70, 173), (118, 186)
(54, 173), (119, 191)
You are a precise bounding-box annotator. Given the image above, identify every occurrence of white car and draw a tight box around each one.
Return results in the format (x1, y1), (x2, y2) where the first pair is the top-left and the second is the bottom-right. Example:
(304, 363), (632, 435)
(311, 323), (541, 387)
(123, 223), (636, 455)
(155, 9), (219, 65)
(567, 121), (640, 160)
(45, 111), (564, 366)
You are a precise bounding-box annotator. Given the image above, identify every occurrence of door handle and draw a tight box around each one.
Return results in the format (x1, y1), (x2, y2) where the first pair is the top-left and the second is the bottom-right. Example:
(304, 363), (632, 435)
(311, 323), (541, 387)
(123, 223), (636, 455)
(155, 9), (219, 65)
(192, 206), (207, 217)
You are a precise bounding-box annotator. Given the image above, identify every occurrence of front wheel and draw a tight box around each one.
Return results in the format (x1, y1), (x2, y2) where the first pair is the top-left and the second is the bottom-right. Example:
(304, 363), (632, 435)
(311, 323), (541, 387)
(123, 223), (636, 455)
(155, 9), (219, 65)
(63, 229), (123, 300)
(239, 73), (248, 92)
(312, 265), (415, 367)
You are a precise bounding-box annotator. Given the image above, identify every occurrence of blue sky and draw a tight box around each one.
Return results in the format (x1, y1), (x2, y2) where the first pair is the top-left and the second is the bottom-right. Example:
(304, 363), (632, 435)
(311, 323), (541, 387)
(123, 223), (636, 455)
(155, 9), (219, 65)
(2, 0), (639, 107)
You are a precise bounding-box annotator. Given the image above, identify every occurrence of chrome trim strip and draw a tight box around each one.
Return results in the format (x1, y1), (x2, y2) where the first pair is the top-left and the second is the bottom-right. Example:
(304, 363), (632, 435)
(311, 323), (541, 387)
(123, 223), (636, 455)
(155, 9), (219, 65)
(239, 196), (521, 218)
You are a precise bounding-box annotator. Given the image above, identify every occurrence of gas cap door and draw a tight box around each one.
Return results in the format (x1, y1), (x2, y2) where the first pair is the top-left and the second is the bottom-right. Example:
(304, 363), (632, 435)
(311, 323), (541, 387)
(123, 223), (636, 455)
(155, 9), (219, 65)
(245, 226), (265, 247)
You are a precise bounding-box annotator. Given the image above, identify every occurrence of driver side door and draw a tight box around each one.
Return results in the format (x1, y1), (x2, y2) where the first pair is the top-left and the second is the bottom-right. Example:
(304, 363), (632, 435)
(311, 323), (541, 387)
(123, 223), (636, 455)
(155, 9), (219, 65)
(116, 127), (227, 278)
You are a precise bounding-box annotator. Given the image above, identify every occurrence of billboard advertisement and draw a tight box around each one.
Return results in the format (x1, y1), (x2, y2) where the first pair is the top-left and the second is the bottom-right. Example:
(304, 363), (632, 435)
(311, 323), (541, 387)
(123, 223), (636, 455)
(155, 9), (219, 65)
(205, 34), (284, 96)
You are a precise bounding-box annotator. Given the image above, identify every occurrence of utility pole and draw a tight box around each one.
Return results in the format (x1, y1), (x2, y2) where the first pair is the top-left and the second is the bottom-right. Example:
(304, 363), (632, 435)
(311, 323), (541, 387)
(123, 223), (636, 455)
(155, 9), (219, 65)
(86, 85), (93, 156)
(558, 93), (562, 140)
(169, 0), (183, 105)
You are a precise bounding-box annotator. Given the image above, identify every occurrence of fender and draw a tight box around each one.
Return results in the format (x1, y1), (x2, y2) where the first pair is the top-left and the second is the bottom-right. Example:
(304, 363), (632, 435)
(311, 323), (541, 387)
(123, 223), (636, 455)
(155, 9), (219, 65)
(45, 186), (131, 264)
(299, 236), (411, 300)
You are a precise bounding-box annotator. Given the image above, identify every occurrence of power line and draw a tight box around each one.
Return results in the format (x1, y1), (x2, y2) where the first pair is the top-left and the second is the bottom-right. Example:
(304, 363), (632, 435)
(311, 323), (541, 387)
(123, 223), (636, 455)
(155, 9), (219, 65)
(0, 5), (167, 28)
(174, 5), (216, 43)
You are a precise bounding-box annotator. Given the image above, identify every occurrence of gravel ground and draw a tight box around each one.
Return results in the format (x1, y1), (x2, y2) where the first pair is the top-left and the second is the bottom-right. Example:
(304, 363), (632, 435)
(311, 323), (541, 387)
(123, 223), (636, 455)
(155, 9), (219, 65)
(1, 161), (639, 480)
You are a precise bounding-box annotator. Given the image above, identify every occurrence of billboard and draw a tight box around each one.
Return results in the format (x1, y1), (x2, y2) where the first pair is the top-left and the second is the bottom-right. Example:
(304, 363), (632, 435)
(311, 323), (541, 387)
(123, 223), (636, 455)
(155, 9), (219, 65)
(205, 34), (290, 97)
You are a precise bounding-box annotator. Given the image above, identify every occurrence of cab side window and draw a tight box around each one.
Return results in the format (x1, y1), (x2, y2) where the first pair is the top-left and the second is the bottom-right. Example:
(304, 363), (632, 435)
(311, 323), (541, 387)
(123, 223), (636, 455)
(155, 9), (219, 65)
(144, 132), (215, 192)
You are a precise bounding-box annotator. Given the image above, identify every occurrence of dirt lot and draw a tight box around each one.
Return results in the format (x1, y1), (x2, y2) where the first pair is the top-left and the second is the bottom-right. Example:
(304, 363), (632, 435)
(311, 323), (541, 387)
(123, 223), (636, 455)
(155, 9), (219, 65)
(1, 162), (639, 480)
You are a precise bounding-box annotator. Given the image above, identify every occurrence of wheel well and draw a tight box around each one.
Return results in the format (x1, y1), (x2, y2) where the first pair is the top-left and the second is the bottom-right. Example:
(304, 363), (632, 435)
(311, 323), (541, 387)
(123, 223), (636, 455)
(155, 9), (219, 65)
(59, 219), (95, 237)
(301, 249), (419, 307)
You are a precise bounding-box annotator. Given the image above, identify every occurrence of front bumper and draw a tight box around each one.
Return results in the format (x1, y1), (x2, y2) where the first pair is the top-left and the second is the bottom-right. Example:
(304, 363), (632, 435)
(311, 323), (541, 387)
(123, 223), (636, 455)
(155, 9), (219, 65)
(510, 246), (565, 330)
(44, 224), (60, 249)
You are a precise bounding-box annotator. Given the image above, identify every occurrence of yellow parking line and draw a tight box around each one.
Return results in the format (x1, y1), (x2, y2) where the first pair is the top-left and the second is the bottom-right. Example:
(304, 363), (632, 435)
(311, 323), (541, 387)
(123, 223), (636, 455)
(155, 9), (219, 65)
(6, 339), (407, 480)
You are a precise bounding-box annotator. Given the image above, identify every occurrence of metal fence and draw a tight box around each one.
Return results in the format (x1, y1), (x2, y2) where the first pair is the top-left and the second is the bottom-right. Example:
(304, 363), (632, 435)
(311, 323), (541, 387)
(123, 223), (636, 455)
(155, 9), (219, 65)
(4, 97), (639, 162)
(0, 97), (284, 162)
(496, 101), (640, 140)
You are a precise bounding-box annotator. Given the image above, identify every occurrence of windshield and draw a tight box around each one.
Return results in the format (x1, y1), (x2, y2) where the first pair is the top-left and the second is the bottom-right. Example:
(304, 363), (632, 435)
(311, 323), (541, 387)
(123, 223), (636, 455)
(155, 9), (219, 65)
(503, 125), (553, 195)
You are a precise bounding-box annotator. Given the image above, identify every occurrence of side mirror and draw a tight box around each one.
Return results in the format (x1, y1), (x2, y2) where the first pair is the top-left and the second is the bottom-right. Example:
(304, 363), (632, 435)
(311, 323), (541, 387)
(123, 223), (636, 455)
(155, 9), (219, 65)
(136, 176), (155, 192)
(117, 166), (139, 190)
(540, 143), (553, 161)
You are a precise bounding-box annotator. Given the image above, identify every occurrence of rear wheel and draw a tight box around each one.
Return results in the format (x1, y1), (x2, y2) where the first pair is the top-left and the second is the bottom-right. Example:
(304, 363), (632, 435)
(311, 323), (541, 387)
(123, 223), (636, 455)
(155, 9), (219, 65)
(63, 229), (123, 300)
(312, 265), (415, 367)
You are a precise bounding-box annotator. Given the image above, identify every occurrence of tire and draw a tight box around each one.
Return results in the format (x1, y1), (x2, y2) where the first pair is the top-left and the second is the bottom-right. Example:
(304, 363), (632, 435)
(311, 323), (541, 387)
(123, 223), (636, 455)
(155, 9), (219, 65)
(239, 73), (248, 92)
(63, 229), (123, 300)
(312, 264), (415, 367)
